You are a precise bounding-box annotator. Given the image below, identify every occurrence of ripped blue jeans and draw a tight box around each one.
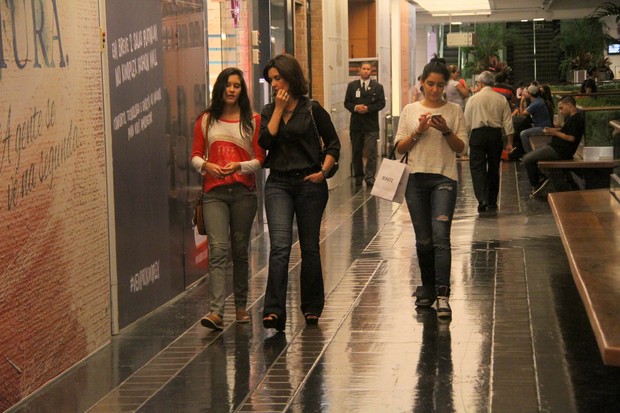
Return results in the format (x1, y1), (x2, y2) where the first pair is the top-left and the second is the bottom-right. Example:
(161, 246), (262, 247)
(404, 173), (457, 288)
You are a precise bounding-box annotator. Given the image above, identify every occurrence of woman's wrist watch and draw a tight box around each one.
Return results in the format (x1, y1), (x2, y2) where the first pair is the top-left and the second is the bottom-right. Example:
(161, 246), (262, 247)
(442, 128), (452, 137)
(412, 129), (422, 142)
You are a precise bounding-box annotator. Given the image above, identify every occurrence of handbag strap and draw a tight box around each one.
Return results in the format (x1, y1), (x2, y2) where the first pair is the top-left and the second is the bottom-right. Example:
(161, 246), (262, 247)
(307, 100), (323, 152)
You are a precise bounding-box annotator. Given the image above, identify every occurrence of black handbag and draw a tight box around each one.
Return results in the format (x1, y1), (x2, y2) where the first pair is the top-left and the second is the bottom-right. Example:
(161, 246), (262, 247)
(308, 101), (339, 178)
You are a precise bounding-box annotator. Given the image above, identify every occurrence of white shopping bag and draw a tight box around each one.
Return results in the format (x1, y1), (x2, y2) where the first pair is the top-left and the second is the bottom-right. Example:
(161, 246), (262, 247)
(371, 154), (409, 203)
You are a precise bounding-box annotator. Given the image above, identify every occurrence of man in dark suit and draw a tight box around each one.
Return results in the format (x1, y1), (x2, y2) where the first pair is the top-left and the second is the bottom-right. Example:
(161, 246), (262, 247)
(344, 62), (386, 187)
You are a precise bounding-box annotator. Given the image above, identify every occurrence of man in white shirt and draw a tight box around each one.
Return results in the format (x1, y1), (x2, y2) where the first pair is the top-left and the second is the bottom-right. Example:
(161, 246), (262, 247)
(464, 71), (514, 212)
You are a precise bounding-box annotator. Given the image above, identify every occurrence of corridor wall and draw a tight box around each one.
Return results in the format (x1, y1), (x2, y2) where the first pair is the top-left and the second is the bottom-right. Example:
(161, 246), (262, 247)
(0, 1), (110, 409)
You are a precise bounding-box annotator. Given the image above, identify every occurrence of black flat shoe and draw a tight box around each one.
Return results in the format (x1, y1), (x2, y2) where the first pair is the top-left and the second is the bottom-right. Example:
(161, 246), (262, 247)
(263, 314), (285, 331)
(304, 313), (319, 325)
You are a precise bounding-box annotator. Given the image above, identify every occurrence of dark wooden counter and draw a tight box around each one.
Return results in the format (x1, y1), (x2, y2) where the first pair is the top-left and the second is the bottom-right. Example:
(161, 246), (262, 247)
(548, 189), (620, 366)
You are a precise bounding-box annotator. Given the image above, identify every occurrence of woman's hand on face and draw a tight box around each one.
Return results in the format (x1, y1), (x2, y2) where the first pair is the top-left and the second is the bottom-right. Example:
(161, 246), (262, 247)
(274, 89), (290, 111)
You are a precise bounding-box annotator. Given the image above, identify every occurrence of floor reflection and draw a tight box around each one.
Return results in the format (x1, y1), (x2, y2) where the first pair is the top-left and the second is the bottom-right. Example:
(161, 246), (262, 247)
(14, 161), (620, 413)
(414, 308), (454, 413)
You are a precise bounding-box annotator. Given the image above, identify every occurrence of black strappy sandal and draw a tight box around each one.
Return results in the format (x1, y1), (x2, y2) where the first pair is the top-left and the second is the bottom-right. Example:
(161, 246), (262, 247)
(304, 313), (319, 325)
(263, 314), (285, 331)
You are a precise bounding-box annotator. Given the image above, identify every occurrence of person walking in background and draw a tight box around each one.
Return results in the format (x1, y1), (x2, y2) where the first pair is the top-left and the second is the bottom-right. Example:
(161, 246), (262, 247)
(393, 60), (468, 318)
(464, 71), (515, 213)
(445, 65), (470, 110)
(344, 62), (386, 187)
(492, 71), (517, 109)
(522, 96), (585, 197)
(259, 54), (340, 332)
(514, 84), (553, 153)
(191, 67), (266, 330)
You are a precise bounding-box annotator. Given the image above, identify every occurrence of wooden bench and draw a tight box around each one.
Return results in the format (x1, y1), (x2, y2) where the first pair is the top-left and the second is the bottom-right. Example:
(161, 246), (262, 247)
(530, 135), (614, 191)
(548, 190), (620, 366)
(536, 145), (615, 190)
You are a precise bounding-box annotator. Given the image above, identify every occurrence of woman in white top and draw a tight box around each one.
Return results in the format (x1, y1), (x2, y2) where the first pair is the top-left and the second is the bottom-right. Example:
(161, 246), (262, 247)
(394, 60), (468, 319)
(445, 65), (470, 110)
(191, 67), (266, 330)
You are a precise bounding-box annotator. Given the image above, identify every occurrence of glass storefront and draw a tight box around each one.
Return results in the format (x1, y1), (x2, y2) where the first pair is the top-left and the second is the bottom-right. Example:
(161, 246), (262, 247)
(160, 0), (264, 288)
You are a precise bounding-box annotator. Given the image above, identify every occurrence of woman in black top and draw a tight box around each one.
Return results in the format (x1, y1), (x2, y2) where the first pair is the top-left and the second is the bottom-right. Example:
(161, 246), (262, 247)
(259, 54), (340, 331)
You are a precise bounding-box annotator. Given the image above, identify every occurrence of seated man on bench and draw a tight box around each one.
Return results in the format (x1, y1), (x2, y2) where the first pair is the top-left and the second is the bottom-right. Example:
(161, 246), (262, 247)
(522, 96), (584, 197)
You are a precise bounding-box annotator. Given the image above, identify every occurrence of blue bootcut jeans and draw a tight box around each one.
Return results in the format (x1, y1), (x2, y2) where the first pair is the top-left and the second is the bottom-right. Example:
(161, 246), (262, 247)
(263, 172), (328, 323)
(203, 183), (258, 316)
(404, 173), (457, 289)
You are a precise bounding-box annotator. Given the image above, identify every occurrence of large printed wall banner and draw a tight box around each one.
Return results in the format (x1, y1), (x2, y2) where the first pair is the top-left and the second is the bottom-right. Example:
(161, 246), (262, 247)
(105, 0), (180, 328)
(0, 0), (110, 409)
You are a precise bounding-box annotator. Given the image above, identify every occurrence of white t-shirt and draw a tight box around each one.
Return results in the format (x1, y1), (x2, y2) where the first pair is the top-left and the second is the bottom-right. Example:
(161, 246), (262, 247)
(394, 101), (468, 181)
(445, 79), (465, 110)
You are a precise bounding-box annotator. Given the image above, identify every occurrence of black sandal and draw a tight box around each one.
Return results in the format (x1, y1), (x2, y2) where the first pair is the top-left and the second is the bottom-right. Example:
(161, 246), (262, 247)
(263, 314), (285, 331)
(304, 313), (319, 325)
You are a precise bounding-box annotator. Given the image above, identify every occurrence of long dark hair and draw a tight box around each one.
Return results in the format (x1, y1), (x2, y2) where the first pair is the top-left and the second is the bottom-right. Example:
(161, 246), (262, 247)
(262, 54), (309, 98)
(202, 67), (254, 139)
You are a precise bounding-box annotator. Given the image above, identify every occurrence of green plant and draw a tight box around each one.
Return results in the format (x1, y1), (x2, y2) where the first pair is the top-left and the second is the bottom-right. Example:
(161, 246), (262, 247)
(554, 18), (608, 80)
(461, 23), (521, 79)
(585, 109), (620, 146)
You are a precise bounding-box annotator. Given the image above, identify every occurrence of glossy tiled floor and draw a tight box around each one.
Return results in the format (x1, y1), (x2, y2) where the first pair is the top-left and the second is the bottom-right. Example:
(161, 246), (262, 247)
(10, 161), (620, 413)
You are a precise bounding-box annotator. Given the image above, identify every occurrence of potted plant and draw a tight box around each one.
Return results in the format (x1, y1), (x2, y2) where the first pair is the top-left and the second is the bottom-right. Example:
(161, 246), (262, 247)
(554, 18), (609, 82)
(461, 23), (520, 79)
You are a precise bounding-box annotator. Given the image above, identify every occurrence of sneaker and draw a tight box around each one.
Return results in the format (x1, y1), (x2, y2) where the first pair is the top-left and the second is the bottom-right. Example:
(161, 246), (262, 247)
(201, 312), (224, 330)
(529, 178), (549, 198)
(436, 286), (452, 318)
(413, 285), (436, 307)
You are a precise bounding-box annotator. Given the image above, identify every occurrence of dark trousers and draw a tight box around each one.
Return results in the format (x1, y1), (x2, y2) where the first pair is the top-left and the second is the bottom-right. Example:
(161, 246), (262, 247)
(351, 130), (379, 184)
(469, 127), (503, 207)
(263, 173), (328, 322)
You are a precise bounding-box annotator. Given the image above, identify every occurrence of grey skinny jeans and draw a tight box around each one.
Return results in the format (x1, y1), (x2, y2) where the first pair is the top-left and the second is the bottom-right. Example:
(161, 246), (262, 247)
(202, 183), (257, 315)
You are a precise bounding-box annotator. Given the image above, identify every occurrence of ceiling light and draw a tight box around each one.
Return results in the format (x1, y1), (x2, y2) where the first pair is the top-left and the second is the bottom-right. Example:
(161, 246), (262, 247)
(533, 18), (545, 21)
(415, 0), (490, 16)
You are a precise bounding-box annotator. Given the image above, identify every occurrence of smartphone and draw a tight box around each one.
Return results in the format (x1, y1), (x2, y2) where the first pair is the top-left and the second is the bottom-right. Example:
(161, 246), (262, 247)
(430, 114), (442, 120)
